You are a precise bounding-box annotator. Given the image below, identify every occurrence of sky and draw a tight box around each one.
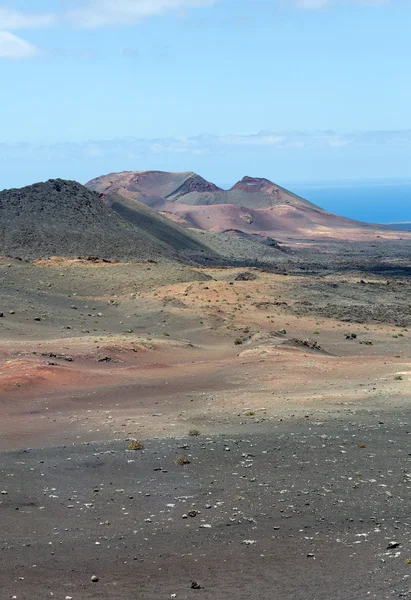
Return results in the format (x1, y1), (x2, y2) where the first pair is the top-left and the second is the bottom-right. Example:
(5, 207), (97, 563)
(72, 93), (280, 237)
(0, 0), (410, 218)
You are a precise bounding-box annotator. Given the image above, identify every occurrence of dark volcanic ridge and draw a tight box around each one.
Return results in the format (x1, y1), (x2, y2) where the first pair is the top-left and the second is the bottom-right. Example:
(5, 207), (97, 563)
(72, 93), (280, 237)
(0, 179), (183, 261)
(0, 179), (287, 265)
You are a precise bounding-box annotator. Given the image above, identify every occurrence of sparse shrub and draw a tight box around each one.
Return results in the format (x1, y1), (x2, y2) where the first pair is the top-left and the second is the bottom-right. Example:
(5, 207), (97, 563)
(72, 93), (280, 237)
(357, 442), (367, 449)
(176, 455), (191, 465)
(394, 375), (403, 381)
(313, 331), (320, 335)
(278, 329), (287, 335)
(188, 428), (201, 437)
(234, 338), (243, 345)
(244, 411), (256, 417)
(128, 440), (144, 451)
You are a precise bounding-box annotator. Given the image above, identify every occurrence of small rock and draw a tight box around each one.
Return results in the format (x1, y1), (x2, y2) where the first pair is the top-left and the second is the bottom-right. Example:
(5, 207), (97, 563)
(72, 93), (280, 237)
(387, 541), (401, 549)
(191, 581), (202, 590)
(91, 575), (99, 582)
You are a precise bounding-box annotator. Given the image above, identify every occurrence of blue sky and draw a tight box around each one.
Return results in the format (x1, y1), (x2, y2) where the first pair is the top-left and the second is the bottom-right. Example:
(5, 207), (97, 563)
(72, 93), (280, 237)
(0, 0), (411, 202)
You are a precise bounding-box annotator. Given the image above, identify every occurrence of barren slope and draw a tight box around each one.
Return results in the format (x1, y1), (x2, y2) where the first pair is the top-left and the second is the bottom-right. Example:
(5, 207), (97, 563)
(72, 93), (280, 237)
(1, 250), (411, 599)
(0, 179), (182, 261)
(86, 170), (407, 242)
(87, 170), (221, 208)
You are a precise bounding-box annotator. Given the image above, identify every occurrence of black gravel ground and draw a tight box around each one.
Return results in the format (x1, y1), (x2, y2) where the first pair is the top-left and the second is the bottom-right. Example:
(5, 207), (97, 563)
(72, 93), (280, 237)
(1, 410), (410, 599)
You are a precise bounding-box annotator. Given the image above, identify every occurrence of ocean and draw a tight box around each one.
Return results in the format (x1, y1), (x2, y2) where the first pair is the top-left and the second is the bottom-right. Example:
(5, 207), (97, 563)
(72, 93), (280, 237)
(287, 178), (411, 225)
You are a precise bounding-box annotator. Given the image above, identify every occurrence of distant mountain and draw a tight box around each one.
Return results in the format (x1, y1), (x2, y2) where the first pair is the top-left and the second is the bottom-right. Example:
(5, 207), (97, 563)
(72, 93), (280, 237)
(86, 171), (319, 211)
(86, 170), (405, 242)
(86, 170), (221, 209)
(384, 222), (411, 231)
(174, 175), (328, 211)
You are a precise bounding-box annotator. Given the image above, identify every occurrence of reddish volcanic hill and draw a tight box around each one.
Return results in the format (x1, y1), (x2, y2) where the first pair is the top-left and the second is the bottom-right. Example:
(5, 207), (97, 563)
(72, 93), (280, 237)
(86, 170), (405, 243)
(86, 170), (222, 209)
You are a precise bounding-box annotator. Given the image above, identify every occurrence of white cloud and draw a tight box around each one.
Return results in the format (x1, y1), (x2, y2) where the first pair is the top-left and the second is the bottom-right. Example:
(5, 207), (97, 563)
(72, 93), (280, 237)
(67, 0), (216, 28)
(292, 0), (389, 7)
(293, 0), (329, 8)
(219, 133), (287, 146)
(66, 0), (394, 27)
(0, 7), (56, 29)
(0, 7), (56, 60)
(0, 30), (39, 59)
(0, 0), (396, 60)
(1, 130), (410, 161)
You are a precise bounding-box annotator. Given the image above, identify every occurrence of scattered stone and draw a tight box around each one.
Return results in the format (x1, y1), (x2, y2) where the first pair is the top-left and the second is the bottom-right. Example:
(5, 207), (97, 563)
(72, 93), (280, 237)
(241, 539), (256, 545)
(288, 338), (324, 352)
(41, 352), (73, 362)
(191, 581), (202, 590)
(387, 541), (401, 550)
(97, 355), (113, 362)
(234, 271), (257, 281)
